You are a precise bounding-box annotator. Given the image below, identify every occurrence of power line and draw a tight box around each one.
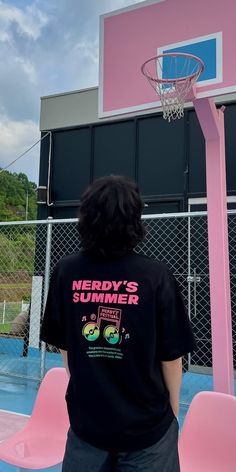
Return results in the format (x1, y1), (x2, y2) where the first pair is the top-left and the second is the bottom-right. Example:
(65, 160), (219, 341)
(0, 131), (50, 175)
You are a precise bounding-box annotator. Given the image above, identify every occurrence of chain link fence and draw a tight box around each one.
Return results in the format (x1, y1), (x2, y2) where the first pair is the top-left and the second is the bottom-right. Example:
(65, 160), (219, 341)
(229, 212), (236, 375)
(0, 213), (235, 399)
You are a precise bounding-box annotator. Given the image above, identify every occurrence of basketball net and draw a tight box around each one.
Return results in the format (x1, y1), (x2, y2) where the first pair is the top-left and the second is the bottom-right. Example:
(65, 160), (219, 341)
(141, 53), (204, 122)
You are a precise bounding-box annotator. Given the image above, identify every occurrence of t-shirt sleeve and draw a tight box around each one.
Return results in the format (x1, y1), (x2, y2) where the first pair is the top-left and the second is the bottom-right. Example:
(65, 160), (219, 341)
(40, 264), (67, 351)
(156, 264), (196, 361)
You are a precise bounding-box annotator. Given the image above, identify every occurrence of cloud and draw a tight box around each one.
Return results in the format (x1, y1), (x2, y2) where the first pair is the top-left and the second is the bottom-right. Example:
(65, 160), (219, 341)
(0, 0), (145, 184)
(0, 1), (48, 41)
(0, 51), (40, 121)
(15, 56), (37, 83)
(73, 38), (99, 67)
(0, 115), (40, 182)
(109, 0), (144, 8)
(0, 1), (47, 123)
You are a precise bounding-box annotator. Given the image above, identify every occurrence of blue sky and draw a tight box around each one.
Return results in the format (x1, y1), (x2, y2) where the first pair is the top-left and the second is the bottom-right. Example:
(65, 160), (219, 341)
(0, 0), (143, 183)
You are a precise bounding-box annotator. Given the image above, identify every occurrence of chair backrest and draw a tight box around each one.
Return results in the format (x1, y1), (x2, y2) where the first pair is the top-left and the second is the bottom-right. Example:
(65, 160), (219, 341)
(27, 367), (70, 437)
(179, 391), (236, 470)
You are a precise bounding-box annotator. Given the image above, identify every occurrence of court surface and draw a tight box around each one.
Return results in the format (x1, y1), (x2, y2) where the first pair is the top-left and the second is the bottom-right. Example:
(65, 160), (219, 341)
(1, 352), (235, 472)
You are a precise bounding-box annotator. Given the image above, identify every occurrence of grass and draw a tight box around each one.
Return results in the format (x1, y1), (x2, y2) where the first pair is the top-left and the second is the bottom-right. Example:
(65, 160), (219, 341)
(0, 302), (24, 323)
(0, 283), (31, 289)
(0, 323), (11, 334)
(0, 286), (31, 302)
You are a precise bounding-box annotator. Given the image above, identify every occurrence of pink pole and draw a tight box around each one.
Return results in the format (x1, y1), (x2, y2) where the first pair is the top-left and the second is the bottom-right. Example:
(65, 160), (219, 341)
(194, 97), (234, 395)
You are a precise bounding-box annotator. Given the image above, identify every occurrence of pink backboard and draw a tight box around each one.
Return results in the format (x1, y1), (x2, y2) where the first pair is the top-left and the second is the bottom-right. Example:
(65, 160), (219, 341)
(99, 0), (236, 118)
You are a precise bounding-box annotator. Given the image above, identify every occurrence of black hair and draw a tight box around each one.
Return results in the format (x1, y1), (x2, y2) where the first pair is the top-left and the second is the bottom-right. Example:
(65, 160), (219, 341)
(78, 175), (145, 257)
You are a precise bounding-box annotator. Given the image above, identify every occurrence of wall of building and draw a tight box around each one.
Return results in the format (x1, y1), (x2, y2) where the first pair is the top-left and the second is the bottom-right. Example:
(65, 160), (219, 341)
(40, 88), (99, 131)
(38, 101), (236, 220)
(40, 86), (236, 131)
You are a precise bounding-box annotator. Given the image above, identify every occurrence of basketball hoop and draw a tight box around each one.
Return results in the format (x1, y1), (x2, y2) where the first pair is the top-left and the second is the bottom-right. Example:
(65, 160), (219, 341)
(141, 53), (204, 122)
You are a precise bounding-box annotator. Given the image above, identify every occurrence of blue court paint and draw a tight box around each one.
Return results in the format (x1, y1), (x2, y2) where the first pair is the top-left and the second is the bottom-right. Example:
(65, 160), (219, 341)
(162, 38), (217, 82)
(0, 338), (24, 356)
(0, 462), (55, 472)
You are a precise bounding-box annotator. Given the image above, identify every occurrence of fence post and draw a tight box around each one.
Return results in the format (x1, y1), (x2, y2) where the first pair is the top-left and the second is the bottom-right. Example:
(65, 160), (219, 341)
(40, 217), (53, 381)
(3, 300), (6, 324)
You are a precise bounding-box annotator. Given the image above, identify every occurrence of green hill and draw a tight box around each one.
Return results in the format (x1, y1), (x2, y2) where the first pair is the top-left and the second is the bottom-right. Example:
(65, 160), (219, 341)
(0, 170), (37, 222)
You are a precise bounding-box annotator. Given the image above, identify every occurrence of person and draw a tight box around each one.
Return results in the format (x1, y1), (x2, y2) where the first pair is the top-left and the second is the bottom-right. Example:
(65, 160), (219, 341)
(41, 175), (196, 472)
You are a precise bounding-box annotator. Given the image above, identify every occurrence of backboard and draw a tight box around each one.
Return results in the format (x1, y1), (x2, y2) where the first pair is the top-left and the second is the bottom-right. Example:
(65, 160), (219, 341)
(99, 0), (236, 118)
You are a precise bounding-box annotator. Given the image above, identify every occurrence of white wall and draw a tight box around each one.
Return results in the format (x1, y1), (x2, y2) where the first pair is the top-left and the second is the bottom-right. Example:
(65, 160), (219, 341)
(40, 86), (236, 131)
(40, 87), (99, 131)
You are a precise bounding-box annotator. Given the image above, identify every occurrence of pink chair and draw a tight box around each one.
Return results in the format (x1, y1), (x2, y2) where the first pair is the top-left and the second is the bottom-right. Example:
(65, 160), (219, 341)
(0, 367), (69, 471)
(178, 391), (236, 472)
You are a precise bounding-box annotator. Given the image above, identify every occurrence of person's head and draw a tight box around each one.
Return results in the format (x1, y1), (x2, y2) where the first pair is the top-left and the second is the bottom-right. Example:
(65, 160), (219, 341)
(78, 175), (145, 257)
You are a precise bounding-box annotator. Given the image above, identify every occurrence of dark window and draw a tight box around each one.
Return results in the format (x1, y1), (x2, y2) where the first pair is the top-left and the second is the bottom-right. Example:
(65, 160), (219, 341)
(51, 128), (91, 202)
(137, 115), (185, 197)
(93, 121), (135, 179)
(225, 104), (236, 193)
(143, 200), (182, 214)
(188, 110), (206, 195)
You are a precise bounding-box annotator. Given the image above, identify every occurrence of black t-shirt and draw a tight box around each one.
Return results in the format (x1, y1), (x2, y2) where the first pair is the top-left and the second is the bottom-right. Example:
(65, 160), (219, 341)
(41, 250), (196, 452)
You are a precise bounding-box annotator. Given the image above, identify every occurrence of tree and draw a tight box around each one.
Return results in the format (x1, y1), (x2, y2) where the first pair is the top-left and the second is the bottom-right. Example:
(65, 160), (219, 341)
(0, 170), (37, 222)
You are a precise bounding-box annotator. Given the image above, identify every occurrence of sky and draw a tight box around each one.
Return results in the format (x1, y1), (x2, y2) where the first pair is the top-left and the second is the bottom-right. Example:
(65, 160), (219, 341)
(0, 0), (144, 183)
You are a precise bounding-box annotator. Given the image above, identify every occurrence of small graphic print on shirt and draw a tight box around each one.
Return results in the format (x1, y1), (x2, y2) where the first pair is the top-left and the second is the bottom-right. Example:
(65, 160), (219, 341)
(73, 279), (137, 360)
(82, 322), (100, 342)
(82, 306), (122, 345)
(82, 307), (129, 360)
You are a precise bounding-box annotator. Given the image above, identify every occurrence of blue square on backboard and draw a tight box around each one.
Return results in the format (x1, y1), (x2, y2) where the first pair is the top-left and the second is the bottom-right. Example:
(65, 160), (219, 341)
(162, 37), (218, 82)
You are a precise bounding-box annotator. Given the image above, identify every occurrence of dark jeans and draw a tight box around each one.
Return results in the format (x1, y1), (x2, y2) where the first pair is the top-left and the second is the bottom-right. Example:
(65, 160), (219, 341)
(62, 418), (180, 472)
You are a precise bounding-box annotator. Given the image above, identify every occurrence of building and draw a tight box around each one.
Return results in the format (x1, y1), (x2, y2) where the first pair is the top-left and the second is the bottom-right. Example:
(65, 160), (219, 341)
(38, 86), (236, 220)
